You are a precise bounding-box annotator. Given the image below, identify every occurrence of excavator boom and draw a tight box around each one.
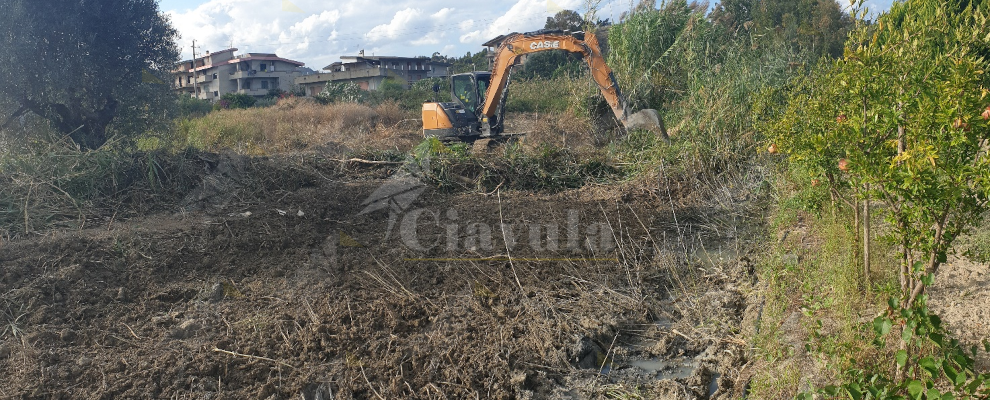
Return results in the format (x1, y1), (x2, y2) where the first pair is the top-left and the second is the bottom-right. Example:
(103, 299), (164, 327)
(421, 29), (667, 142)
(482, 30), (667, 139)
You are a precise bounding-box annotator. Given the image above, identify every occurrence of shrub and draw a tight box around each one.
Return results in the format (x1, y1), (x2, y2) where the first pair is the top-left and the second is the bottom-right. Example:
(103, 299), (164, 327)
(315, 81), (364, 105)
(177, 95), (213, 119)
(214, 93), (256, 110)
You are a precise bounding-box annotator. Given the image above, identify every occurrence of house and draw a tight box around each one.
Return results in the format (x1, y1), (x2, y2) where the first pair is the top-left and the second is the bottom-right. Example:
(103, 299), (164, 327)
(173, 49), (307, 101)
(295, 52), (451, 97)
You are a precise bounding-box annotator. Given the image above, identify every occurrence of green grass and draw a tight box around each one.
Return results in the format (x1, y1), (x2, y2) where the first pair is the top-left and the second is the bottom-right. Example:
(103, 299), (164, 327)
(746, 164), (903, 398)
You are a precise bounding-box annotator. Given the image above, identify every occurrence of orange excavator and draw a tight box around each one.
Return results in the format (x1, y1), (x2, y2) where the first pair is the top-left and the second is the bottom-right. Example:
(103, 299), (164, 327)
(422, 29), (667, 142)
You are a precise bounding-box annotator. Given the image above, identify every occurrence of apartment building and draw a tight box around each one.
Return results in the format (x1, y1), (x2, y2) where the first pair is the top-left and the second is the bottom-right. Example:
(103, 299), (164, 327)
(174, 48), (306, 101)
(295, 53), (451, 97)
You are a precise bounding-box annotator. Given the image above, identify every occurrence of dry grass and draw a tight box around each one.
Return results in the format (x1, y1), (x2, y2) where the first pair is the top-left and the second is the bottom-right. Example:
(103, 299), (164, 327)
(510, 111), (598, 152)
(173, 97), (422, 155)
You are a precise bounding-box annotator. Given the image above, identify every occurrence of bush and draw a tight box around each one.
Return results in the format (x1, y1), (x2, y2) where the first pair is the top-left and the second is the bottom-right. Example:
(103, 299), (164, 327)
(314, 81), (364, 105)
(214, 93), (256, 110)
(177, 95), (213, 119)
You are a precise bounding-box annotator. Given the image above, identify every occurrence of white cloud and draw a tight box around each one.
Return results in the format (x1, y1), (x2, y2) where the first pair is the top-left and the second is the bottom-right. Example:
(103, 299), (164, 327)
(366, 8), (425, 42)
(290, 10), (341, 36)
(163, 0), (886, 70)
(431, 8), (454, 19)
(459, 30), (482, 44)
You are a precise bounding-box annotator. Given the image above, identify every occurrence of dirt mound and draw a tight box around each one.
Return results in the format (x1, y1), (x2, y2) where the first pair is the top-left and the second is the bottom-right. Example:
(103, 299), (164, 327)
(0, 156), (764, 399)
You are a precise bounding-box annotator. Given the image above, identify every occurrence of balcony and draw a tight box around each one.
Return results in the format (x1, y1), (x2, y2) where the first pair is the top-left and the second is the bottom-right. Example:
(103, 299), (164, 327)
(229, 70), (258, 80)
(295, 68), (386, 85)
(235, 88), (269, 96)
(196, 74), (214, 84)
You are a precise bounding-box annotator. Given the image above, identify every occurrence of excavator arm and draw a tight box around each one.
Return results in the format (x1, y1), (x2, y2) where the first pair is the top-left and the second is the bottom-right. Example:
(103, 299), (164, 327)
(481, 30), (667, 139)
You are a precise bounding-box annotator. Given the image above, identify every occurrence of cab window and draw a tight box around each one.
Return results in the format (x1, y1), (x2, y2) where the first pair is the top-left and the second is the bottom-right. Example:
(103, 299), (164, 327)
(452, 75), (477, 113)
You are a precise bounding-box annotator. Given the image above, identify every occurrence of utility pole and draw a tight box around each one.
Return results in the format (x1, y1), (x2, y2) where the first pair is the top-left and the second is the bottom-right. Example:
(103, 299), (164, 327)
(191, 40), (199, 98)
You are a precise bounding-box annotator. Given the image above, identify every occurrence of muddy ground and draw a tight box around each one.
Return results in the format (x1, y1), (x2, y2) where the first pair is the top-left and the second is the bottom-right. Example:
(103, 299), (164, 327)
(0, 153), (767, 399)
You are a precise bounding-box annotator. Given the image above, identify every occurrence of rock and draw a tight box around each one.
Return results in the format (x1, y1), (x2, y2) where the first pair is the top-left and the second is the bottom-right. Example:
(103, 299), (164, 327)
(300, 382), (333, 400)
(782, 254), (799, 266)
(171, 319), (202, 339)
(59, 329), (77, 343)
(0, 342), (13, 358)
(199, 282), (224, 303)
(76, 356), (93, 367)
(115, 287), (128, 302)
(570, 336), (604, 370)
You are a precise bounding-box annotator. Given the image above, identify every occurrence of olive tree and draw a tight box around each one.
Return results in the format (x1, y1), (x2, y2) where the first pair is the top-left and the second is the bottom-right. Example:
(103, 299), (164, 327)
(0, 0), (179, 150)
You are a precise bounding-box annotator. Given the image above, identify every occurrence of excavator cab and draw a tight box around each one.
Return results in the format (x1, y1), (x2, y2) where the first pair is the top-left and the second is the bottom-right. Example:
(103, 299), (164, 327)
(423, 72), (504, 142)
(451, 73), (492, 116)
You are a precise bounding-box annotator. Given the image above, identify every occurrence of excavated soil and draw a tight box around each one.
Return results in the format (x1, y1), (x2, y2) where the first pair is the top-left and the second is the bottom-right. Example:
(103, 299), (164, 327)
(0, 154), (765, 399)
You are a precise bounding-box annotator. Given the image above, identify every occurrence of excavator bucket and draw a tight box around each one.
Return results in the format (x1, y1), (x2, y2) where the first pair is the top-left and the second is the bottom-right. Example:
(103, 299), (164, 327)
(623, 109), (669, 142)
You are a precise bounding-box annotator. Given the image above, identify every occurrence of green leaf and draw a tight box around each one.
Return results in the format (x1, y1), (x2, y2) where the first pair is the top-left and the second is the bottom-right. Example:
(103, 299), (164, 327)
(897, 350), (909, 367)
(932, 332), (944, 346)
(919, 357), (940, 376)
(945, 364), (959, 384)
(941, 393), (955, 400)
(965, 377), (984, 393)
(903, 325), (915, 343)
(956, 369), (968, 387)
(907, 380), (925, 400)
(875, 317), (893, 336)
(847, 383), (863, 400)
(927, 388), (942, 399)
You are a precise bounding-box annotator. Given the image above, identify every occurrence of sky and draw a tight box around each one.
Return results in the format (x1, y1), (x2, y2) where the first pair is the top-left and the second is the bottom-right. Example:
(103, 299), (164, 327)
(160, 0), (897, 71)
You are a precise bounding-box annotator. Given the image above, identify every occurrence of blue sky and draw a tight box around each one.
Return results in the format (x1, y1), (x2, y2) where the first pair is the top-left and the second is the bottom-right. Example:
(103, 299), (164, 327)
(158, 0), (897, 70)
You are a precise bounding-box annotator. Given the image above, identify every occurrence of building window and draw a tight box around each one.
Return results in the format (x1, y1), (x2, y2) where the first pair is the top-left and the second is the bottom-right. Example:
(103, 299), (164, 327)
(212, 73), (218, 79)
(214, 91), (219, 97)
(261, 80), (269, 89)
(260, 63), (267, 71)
(244, 81), (251, 90)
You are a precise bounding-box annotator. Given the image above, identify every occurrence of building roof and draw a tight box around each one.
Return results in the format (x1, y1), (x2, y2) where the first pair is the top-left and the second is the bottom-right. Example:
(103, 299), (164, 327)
(325, 56), (450, 71)
(204, 48), (238, 57)
(340, 55), (429, 61)
(232, 54), (305, 66)
(482, 34), (511, 48)
(178, 48), (238, 64)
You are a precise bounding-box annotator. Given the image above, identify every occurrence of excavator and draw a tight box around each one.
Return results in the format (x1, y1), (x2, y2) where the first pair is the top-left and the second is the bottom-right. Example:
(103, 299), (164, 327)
(422, 29), (667, 143)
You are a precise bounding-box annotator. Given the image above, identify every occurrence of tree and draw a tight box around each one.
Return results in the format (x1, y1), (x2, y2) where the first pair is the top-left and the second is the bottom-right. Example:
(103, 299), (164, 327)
(545, 10), (584, 31)
(710, 0), (851, 57)
(450, 50), (490, 73)
(766, 0), (990, 308)
(0, 0), (179, 150)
